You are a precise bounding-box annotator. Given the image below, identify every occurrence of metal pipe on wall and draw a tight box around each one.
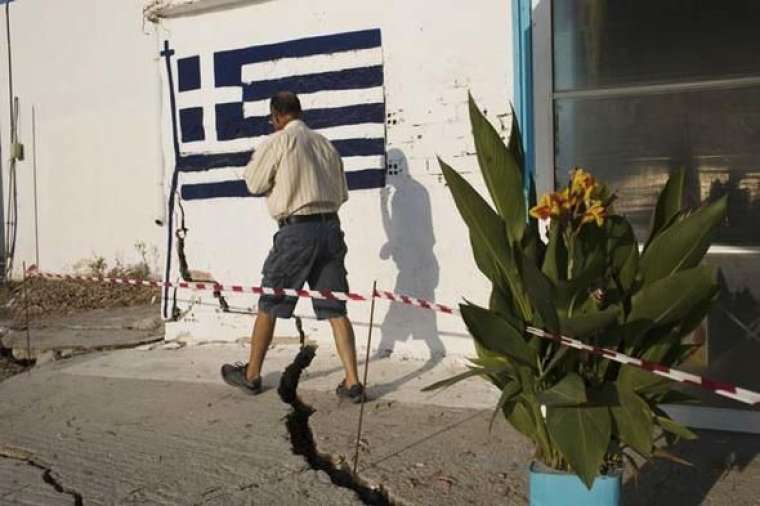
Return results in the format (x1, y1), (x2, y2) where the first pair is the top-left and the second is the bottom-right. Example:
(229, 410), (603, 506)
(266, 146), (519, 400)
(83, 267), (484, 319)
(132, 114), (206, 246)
(0, 0), (11, 281)
(32, 105), (38, 267)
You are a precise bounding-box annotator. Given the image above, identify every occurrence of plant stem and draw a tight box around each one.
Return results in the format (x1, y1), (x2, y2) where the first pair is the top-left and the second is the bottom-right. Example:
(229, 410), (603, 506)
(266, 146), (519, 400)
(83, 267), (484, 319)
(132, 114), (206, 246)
(565, 230), (575, 280)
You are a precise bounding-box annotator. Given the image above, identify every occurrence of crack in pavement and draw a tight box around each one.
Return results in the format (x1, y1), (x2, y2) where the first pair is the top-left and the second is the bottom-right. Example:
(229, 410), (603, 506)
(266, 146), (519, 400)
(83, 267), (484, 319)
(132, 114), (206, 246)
(277, 345), (404, 506)
(1, 445), (84, 505)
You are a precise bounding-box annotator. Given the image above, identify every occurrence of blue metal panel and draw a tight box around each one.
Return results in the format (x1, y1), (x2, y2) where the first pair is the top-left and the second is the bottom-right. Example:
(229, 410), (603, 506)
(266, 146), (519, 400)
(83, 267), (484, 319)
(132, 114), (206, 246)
(512, 0), (535, 190)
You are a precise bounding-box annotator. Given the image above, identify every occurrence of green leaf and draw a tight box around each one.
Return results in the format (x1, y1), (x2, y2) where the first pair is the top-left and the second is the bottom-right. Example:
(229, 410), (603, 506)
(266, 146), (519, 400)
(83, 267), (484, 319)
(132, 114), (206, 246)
(470, 232), (501, 288)
(460, 303), (536, 368)
(542, 219), (566, 284)
(468, 93), (526, 244)
(656, 390), (699, 405)
(639, 196), (727, 285)
(627, 265), (719, 341)
(655, 415), (698, 440)
(611, 387), (654, 457)
(490, 380), (522, 430)
(618, 365), (671, 395)
(522, 218), (546, 266)
(486, 288), (521, 328)
(440, 159), (530, 319)
(645, 168), (686, 251)
(472, 342), (514, 389)
(606, 215), (639, 293)
(421, 366), (507, 392)
(537, 373), (587, 407)
(468, 353), (509, 370)
(571, 219), (607, 279)
(518, 252), (560, 334)
(503, 398), (538, 441)
(559, 305), (621, 338)
(547, 406), (612, 489)
(639, 332), (683, 366)
(507, 102), (526, 171)
(554, 253), (606, 314)
(665, 343), (702, 366)
(538, 346), (571, 381)
(670, 293), (713, 347)
(653, 448), (693, 467)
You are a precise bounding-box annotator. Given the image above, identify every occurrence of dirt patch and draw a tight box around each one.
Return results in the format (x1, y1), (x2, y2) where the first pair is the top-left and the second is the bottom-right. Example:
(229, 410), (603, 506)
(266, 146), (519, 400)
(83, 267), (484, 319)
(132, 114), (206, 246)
(0, 277), (161, 382)
(2, 277), (159, 321)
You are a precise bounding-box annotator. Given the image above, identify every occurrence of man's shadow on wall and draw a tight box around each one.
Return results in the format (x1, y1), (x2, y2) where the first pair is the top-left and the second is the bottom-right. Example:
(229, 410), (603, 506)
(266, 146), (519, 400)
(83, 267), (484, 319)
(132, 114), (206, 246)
(300, 149), (444, 398)
(368, 148), (445, 398)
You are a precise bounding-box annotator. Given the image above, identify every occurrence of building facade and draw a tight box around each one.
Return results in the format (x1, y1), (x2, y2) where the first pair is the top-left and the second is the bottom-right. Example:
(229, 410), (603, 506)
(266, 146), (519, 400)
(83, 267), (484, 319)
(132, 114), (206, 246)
(1, 2), (758, 411)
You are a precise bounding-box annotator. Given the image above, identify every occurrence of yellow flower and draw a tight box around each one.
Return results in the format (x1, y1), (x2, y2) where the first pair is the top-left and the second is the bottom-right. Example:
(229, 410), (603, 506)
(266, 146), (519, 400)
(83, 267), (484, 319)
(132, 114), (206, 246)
(529, 193), (554, 220)
(530, 190), (574, 220)
(571, 168), (599, 206)
(556, 187), (578, 212)
(581, 201), (607, 227)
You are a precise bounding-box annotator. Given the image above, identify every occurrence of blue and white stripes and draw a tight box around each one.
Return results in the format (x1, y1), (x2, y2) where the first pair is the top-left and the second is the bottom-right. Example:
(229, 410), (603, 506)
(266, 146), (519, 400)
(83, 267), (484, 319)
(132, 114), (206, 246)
(172, 29), (387, 200)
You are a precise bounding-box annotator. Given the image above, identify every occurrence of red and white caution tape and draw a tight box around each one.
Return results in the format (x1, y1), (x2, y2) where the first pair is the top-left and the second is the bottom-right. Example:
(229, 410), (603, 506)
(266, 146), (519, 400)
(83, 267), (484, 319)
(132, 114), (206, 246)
(374, 289), (459, 315)
(25, 269), (451, 309)
(525, 326), (760, 407)
(28, 270), (170, 289)
(27, 269), (370, 302)
(26, 267), (760, 406)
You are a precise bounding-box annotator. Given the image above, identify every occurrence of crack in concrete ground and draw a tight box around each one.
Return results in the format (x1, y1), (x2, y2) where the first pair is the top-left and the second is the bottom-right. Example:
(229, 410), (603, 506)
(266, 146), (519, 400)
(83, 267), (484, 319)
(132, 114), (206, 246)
(0, 446), (84, 505)
(277, 345), (402, 506)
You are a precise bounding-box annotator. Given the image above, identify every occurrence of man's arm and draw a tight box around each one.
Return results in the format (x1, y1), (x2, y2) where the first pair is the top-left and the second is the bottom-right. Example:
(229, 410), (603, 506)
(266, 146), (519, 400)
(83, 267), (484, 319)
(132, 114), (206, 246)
(243, 135), (281, 195)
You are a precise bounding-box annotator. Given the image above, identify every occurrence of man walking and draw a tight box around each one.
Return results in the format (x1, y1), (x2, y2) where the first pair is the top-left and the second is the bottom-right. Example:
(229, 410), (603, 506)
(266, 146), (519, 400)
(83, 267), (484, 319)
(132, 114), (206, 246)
(221, 91), (364, 402)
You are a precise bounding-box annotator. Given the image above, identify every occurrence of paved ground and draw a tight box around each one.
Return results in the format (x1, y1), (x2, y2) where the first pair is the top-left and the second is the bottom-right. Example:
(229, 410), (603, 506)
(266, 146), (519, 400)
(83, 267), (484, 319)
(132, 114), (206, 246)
(1, 310), (759, 505)
(0, 305), (163, 361)
(0, 356), (360, 505)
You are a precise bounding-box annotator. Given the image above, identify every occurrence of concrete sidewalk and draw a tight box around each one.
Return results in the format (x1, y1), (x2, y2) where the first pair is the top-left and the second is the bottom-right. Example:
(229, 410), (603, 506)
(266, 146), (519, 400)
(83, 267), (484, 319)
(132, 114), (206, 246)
(1, 341), (759, 505)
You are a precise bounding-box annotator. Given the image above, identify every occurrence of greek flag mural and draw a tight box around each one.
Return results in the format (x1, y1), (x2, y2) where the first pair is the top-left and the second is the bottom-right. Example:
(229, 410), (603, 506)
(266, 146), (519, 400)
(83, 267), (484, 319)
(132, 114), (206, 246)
(159, 28), (386, 317)
(161, 28), (386, 200)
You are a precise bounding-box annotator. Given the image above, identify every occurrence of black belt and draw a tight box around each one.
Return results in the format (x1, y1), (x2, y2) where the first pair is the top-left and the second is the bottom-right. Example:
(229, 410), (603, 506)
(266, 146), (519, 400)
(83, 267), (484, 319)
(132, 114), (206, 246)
(278, 212), (339, 228)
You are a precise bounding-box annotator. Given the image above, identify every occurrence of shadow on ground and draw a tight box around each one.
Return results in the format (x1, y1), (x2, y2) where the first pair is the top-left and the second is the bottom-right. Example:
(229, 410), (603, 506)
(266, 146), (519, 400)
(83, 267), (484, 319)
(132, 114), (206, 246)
(624, 429), (760, 505)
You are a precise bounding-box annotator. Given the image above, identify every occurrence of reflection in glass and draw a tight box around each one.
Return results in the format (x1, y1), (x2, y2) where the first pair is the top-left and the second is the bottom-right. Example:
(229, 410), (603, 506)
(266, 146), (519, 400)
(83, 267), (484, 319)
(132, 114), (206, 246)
(554, 86), (760, 246)
(553, 0), (760, 91)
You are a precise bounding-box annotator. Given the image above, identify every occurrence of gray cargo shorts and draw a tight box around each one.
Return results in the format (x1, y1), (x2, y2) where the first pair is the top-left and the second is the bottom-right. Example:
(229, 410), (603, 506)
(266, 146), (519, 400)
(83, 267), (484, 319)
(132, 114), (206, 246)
(258, 219), (349, 320)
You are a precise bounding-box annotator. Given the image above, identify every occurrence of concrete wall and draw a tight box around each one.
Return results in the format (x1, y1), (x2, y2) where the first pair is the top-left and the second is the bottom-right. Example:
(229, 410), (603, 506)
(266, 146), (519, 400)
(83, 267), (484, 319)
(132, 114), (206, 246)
(0, 0), (164, 277)
(157, 0), (516, 358)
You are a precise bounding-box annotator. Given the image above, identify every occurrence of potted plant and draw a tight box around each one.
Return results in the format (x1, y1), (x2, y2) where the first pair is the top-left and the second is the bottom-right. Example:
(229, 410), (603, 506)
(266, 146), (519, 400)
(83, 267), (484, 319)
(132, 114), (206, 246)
(426, 93), (727, 505)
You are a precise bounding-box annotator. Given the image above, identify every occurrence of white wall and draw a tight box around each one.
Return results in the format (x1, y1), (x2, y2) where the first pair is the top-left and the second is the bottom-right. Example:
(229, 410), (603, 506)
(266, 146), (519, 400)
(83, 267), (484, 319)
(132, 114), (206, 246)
(1, 0), (516, 359)
(0, 0), (164, 277)
(156, 0), (516, 358)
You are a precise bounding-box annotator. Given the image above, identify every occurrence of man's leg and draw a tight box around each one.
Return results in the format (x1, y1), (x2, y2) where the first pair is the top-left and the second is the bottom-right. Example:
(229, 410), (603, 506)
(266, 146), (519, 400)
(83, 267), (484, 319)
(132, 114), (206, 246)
(329, 315), (360, 387)
(246, 310), (276, 381)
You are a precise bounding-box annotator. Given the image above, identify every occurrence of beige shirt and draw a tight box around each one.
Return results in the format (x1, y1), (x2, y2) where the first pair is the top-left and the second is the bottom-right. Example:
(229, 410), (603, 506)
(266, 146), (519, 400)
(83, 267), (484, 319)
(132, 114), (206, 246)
(243, 120), (348, 220)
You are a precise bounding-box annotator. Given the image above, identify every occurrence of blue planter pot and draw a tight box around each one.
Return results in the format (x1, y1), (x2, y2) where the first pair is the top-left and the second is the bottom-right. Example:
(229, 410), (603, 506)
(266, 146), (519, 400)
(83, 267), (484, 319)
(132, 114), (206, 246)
(529, 462), (622, 506)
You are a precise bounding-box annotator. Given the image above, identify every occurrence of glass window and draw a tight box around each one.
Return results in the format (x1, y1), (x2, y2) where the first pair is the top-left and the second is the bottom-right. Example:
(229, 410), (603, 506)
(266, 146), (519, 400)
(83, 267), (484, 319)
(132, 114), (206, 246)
(554, 0), (760, 91)
(554, 86), (760, 245)
(552, 0), (760, 410)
